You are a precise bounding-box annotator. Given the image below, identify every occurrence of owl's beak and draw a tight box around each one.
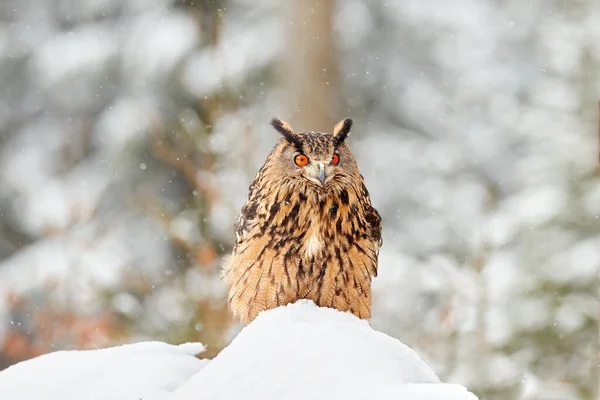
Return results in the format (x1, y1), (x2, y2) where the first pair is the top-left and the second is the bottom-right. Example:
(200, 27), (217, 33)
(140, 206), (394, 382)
(305, 162), (329, 186)
(318, 163), (326, 185)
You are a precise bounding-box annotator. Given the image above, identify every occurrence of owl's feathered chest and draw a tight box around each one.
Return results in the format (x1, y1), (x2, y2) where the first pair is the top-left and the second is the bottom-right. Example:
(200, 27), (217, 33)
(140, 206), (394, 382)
(235, 181), (376, 258)
(224, 176), (381, 324)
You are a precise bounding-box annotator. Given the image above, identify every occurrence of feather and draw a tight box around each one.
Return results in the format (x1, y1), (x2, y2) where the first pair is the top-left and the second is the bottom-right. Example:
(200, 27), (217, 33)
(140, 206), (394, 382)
(333, 118), (353, 146)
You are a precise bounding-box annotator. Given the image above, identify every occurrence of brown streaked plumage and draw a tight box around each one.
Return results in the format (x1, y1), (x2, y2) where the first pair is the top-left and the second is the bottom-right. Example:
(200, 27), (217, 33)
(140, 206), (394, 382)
(223, 118), (382, 324)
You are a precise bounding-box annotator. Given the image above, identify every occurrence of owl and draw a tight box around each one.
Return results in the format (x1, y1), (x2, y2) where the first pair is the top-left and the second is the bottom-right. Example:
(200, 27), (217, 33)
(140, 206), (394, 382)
(223, 118), (382, 324)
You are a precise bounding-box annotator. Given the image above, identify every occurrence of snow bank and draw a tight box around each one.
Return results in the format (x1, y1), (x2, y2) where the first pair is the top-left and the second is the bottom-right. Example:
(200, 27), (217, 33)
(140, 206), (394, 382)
(0, 341), (206, 400)
(171, 301), (477, 400)
(0, 302), (478, 400)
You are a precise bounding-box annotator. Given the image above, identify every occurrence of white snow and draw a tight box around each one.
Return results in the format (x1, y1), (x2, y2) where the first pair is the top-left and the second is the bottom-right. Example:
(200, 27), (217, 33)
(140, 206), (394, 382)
(0, 302), (478, 400)
(171, 301), (477, 400)
(0, 342), (207, 400)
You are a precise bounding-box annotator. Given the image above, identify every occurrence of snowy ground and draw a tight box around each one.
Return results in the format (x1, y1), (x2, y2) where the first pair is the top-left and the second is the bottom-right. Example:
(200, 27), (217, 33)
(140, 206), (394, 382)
(0, 341), (207, 400)
(0, 302), (477, 400)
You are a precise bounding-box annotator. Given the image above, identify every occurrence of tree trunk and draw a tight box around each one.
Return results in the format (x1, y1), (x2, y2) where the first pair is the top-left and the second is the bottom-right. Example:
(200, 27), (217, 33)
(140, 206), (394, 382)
(279, 0), (339, 132)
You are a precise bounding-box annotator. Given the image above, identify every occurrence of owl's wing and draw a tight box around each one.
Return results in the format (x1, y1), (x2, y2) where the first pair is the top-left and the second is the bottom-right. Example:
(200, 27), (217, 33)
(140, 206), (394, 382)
(233, 181), (262, 248)
(365, 203), (382, 249)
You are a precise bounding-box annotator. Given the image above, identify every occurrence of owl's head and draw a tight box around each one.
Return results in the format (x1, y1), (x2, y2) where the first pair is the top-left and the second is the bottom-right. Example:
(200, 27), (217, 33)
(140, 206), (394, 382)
(267, 117), (359, 188)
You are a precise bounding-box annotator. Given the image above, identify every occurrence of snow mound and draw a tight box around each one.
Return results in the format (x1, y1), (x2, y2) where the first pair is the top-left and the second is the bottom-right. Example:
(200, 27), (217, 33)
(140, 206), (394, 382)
(170, 300), (477, 400)
(0, 302), (478, 400)
(0, 341), (207, 400)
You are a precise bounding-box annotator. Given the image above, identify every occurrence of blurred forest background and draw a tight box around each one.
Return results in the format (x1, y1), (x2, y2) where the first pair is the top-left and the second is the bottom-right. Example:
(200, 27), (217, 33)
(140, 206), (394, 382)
(0, 0), (598, 399)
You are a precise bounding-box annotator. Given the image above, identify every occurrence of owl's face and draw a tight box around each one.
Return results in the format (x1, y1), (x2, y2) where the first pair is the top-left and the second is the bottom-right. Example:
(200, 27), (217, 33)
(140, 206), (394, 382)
(267, 118), (360, 190)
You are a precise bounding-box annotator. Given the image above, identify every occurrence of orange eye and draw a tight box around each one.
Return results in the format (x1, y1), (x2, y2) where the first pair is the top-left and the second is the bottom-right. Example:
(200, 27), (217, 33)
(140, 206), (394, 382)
(294, 154), (309, 167)
(331, 153), (340, 165)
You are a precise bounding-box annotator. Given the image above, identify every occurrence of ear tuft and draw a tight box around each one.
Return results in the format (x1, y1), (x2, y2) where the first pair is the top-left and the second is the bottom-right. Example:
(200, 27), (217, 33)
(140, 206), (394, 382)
(333, 118), (353, 146)
(271, 118), (302, 149)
